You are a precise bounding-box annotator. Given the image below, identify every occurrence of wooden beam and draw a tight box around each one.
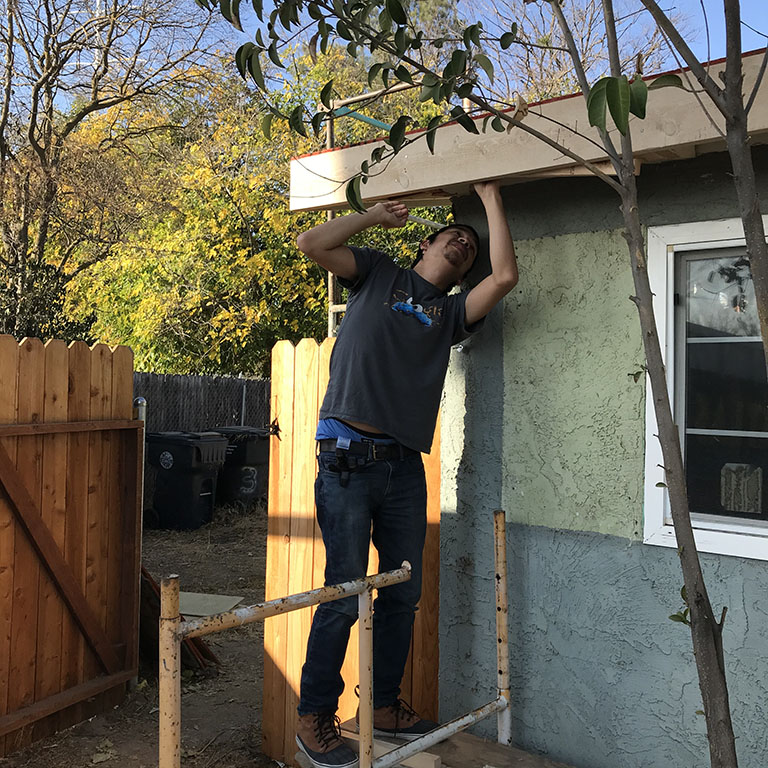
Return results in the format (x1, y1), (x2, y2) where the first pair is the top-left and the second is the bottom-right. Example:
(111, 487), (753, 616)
(0, 420), (142, 437)
(0, 443), (121, 675)
(289, 50), (768, 212)
(0, 670), (133, 738)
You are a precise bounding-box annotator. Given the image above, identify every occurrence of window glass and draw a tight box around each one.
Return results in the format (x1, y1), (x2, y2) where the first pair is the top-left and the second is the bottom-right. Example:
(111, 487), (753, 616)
(679, 250), (767, 520)
(685, 255), (759, 337)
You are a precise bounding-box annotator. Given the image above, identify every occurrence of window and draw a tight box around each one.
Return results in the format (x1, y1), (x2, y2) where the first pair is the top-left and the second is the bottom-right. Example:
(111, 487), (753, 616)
(644, 217), (768, 560)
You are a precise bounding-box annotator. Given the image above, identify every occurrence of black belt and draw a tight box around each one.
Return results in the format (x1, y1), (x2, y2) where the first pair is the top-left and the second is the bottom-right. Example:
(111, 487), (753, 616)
(317, 439), (417, 460)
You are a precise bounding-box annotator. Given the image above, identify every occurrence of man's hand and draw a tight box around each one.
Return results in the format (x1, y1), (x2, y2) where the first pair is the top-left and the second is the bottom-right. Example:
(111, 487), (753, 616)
(370, 200), (409, 229)
(472, 180), (501, 206)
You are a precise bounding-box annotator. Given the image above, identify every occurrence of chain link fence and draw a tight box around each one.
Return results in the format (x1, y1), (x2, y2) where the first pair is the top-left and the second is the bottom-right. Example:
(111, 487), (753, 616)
(133, 372), (271, 434)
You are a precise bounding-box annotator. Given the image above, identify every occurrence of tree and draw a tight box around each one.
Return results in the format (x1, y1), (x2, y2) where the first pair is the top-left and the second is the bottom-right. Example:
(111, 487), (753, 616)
(0, 0), (220, 339)
(479, 0), (689, 101)
(67, 54), (451, 374)
(209, 0), (767, 765)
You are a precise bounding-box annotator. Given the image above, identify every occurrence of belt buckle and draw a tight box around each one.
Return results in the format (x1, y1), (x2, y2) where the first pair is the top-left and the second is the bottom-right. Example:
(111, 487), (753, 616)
(369, 441), (383, 461)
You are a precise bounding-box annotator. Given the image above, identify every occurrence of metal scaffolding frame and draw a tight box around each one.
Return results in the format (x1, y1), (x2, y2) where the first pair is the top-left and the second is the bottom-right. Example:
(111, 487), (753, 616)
(158, 509), (511, 768)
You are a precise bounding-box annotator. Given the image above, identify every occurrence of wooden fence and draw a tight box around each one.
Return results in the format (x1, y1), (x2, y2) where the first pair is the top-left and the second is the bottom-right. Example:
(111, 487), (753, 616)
(0, 336), (143, 756)
(262, 338), (441, 765)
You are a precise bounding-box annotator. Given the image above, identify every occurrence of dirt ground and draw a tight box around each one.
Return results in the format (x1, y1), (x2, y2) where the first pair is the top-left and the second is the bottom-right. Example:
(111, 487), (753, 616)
(1, 504), (279, 768)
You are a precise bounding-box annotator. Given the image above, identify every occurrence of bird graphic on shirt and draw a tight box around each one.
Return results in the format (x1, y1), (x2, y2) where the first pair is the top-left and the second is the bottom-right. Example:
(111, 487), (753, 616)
(391, 297), (433, 326)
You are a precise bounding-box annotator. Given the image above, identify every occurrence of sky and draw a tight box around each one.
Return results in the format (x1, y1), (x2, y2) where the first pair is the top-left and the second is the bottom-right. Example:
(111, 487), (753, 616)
(670, 0), (767, 61)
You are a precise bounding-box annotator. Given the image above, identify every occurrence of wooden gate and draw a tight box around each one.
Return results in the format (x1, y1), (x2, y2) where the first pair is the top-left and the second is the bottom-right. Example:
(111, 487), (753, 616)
(262, 338), (441, 765)
(0, 336), (143, 755)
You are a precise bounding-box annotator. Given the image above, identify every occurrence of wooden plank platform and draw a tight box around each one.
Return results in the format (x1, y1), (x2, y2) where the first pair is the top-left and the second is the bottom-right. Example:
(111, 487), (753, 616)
(431, 731), (575, 768)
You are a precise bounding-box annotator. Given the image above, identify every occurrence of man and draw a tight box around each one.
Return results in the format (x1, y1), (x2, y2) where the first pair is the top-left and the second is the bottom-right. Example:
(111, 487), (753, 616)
(295, 181), (517, 768)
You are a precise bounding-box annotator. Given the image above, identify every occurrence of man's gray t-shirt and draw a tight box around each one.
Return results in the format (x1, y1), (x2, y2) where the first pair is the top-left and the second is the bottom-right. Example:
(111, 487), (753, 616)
(318, 246), (481, 453)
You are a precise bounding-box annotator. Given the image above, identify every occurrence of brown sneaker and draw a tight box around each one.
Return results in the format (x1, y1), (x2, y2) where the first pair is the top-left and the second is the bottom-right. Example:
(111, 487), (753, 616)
(296, 712), (359, 768)
(371, 700), (439, 742)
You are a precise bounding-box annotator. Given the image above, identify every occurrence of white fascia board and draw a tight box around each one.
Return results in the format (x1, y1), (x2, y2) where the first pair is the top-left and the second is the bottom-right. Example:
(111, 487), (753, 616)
(289, 50), (768, 212)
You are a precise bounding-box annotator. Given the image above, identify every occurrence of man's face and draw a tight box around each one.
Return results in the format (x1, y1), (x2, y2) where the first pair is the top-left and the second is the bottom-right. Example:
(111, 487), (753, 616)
(421, 227), (478, 280)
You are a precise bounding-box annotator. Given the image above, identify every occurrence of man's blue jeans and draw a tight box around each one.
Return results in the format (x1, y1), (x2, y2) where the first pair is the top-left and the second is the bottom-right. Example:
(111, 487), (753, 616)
(298, 450), (427, 715)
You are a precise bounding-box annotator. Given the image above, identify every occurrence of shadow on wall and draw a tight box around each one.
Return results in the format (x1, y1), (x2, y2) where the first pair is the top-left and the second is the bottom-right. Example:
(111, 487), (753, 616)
(440, 188), (508, 732)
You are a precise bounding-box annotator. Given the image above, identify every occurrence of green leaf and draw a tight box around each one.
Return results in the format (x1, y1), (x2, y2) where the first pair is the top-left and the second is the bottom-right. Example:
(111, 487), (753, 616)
(319, 80), (334, 109)
(371, 146), (385, 163)
(394, 26), (407, 54)
(247, 49), (266, 90)
(669, 613), (687, 623)
(450, 48), (468, 75)
(261, 113), (274, 139)
(474, 53), (494, 84)
(491, 116), (505, 132)
(251, 0), (263, 20)
(629, 77), (648, 119)
(311, 111), (324, 136)
(361, 160), (369, 175)
(586, 77), (610, 132)
(463, 26), (473, 49)
(648, 73), (684, 90)
(235, 43), (254, 80)
(332, 0), (344, 17)
(378, 6), (392, 30)
(288, 105), (307, 137)
(336, 19), (352, 39)
(425, 115), (441, 154)
(345, 176), (366, 213)
(308, 32), (319, 64)
(220, 0), (243, 31)
(308, 2), (322, 19)
(255, 28), (265, 47)
(368, 63), (383, 88)
(387, 115), (412, 152)
(606, 75), (630, 135)
(421, 72), (439, 87)
(278, 2), (292, 30)
(481, 114), (492, 133)
(655, 482), (667, 488)
(320, 32), (330, 54)
(386, 0), (407, 25)
(268, 42), (284, 68)
(455, 82), (473, 98)
(470, 23), (482, 46)
(394, 65), (413, 84)
(419, 83), (440, 103)
(346, 41), (358, 57)
(500, 32), (515, 49)
(450, 105), (479, 134)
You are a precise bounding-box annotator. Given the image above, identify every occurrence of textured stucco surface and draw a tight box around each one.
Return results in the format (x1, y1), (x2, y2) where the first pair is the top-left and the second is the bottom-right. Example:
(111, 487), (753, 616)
(439, 523), (768, 768)
(500, 228), (645, 538)
(439, 149), (768, 768)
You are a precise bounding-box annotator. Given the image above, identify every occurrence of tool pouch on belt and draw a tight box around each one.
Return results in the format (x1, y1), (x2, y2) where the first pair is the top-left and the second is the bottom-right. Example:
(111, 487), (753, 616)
(330, 447), (367, 487)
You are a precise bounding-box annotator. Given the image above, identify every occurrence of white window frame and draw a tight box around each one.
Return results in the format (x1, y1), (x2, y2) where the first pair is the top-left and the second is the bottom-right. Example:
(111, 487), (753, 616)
(644, 216), (768, 561)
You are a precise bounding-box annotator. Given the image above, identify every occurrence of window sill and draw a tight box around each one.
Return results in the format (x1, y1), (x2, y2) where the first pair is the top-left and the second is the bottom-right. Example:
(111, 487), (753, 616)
(643, 520), (768, 561)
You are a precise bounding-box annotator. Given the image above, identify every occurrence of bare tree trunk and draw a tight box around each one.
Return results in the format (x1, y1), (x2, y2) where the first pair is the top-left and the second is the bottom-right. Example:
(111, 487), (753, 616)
(619, 166), (739, 768)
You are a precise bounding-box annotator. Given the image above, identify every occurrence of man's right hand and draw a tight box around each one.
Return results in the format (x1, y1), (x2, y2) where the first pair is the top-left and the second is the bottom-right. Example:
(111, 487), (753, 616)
(371, 201), (409, 229)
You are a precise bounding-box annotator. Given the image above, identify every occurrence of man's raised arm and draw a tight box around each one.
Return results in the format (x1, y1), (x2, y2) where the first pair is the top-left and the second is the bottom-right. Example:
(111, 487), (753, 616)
(296, 201), (409, 280)
(464, 182), (519, 325)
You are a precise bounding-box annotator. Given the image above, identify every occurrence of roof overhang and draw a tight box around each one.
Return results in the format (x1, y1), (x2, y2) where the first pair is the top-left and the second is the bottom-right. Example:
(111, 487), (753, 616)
(289, 50), (768, 212)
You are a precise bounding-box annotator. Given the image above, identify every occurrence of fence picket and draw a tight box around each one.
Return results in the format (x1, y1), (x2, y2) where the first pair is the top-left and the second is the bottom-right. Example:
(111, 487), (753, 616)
(283, 339), (320, 759)
(262, 340), (295, 761)
(84, 344), (112, 682)
(0, 336), (19, 755)
(7, 338), (46, 751)
(61, 342), (91, 703)
(34, 341), (69, 723)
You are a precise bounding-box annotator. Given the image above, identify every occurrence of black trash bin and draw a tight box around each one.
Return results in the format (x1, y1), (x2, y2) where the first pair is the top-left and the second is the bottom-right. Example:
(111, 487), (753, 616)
(210, 427), (270, 505)
(145, 431), (228, 530)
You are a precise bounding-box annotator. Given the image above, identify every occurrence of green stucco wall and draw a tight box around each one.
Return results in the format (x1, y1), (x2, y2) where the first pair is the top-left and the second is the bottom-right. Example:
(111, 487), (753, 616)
(501, 229), (645, 538)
